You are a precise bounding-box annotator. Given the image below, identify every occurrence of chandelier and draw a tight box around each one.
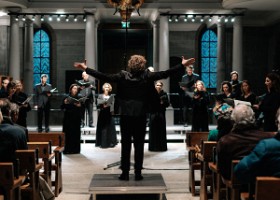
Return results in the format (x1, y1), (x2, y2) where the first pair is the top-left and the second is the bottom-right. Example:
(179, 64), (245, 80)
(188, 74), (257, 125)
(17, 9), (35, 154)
(107, 0), (144, 22)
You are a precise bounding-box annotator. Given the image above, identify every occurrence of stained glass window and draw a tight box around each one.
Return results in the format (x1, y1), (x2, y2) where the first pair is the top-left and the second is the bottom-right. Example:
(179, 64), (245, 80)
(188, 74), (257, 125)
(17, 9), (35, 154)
(33, 29), (50, 86)
(201, 29), (217, 88)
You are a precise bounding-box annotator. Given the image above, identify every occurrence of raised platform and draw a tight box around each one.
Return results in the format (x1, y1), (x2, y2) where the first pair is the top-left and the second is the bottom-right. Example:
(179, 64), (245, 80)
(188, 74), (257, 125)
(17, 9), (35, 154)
(89, 174), (167, 200)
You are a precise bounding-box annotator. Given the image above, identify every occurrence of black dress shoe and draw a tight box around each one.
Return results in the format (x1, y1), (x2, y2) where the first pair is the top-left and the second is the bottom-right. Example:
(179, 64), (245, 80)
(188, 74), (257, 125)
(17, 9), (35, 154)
(45, 128), (50, 133)
(118, 173), (129, 181)
(135, 174), (143, 181)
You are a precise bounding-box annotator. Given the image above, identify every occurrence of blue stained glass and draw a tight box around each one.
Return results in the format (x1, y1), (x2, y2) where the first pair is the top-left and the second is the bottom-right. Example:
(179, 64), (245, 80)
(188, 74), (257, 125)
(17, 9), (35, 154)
(34, 58), (41, 73)
(41, 31), (50, 42)
(200, 29), (217, 88)
(41, 58), (50, 73)
(210, 58), (217, 72)
(201, 30), (210, 41)
(201, 58), (209, 72)
(33, 29), (50, 86)
(201, 42), (210, 57)
(41, 42), (50, 57)
(210, 42), (217, 57)
(34, 31), (41, 42)
(210, 73), (217, 88)
(33, 42), (40, 57)
(33, 74), (41, 86)
(202, 73), (210, 88)
(210, 30), (217, 41)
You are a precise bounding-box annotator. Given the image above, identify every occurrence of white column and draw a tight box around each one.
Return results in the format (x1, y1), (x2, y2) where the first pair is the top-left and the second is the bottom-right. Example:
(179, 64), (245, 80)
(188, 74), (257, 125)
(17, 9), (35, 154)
(85, 15), (96, 69)
(9, 15), (21, 80)
(217, 20), (226, 92)
(159, 15), (170, 92)
(151, 20), (159, 71)
(23, 19), (34, 95)
(232, 16), (243, 80)
(94, 21), (99, 69)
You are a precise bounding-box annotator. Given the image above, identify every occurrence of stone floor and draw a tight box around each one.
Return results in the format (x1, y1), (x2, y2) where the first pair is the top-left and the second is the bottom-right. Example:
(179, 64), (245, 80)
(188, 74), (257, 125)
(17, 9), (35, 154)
(54, 142), (200, 200)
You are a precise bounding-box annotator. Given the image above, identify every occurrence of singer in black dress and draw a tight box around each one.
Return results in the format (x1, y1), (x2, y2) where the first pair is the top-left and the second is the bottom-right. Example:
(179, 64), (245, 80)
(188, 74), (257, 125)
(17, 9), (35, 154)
(61, 84), (82, 154)
(148, 81), (170, 151)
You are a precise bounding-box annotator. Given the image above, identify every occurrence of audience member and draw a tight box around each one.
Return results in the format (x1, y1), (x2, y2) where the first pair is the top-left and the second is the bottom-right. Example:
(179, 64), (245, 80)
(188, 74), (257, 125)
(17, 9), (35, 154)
(148, 80), (170, 152)
(61, 84), (82, 154)
(253, 73), (280, 131)
(34, 74), (52, 132)
(191, 80), (210, 131)
(0, 98), (28, 165)
(234, 108), (280, 184)
(79, 71), (96, 128)
(180, 65), (199, 126)
(212, 93), (233, 119)
(217, 104), (275, 180)
(74, 55), (195, 181)
(96, 83), (117, 148)
(208, 113), (233, 141)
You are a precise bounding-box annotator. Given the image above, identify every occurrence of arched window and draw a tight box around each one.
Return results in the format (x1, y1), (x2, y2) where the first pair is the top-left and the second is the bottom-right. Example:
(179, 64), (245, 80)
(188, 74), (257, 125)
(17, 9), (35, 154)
(200, 29), (217, 88)
(33, 29), (50, 86)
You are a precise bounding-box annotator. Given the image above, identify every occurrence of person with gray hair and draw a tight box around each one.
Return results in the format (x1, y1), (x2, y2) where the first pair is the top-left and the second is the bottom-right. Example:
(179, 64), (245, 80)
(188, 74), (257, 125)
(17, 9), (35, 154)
(234, 107), (280, 184)
(217, 104), (275, 180)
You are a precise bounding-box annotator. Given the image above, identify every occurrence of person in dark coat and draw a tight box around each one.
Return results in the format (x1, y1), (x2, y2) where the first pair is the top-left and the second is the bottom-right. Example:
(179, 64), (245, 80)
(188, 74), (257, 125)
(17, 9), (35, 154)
(96, 83), (117, 148)
(148, 80), (170, 152)
(191, 80), (210, 131)
(230, 71), (242, 99)
(79, 71), (96, 128)
(74, 55), (195, 181)
(180, 65), (199, 126)
(253, 73), (280, 131)
(33, 74), (52, 132)
(61, 84), (82, 154)
(217, 104), (275, 180)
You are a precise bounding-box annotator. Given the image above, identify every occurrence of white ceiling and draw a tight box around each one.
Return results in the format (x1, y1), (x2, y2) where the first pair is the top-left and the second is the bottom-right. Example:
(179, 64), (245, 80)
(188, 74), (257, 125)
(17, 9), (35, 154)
(0, 0), (279, 26)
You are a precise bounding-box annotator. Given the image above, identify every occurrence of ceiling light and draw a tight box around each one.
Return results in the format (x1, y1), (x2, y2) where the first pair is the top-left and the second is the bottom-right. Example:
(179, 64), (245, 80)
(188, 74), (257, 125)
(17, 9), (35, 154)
(48, 15), (53, 21)
(231, 18), (235, 22)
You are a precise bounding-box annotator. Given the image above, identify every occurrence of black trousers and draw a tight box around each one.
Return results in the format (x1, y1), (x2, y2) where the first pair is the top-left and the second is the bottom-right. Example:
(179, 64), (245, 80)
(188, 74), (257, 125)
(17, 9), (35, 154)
(81, 100), (93, 126)
(120, 115), (146, 173)
(37, 105), (50, 130)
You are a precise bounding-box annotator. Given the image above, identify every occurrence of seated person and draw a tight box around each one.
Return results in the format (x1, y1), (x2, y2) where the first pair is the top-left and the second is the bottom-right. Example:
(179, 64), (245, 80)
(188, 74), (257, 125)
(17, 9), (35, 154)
(212, 93), (233, 119)
(217, 104), (275, 180)
(234, 108), (280, 184)
(208, 113), (233, 141)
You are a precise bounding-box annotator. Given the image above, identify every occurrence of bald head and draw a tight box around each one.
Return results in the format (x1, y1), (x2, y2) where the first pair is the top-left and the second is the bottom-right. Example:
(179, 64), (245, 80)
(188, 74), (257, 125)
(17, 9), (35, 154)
(231, 104), (255, 125)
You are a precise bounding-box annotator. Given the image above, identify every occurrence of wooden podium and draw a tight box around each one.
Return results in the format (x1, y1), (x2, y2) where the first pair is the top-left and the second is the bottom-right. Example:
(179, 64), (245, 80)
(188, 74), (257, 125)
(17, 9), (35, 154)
(89, 174), (167, 200)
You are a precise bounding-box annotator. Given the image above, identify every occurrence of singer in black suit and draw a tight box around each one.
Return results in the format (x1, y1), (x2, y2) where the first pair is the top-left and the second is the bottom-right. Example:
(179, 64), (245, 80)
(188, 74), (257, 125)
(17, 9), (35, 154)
(74, 55), (195, 181)
(33, 74), (52, 132)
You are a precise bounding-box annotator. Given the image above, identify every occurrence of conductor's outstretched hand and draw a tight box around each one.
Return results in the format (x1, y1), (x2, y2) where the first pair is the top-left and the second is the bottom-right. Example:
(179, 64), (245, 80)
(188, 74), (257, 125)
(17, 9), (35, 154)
(74, 59), (87, 70)
(181, 57), (195, 67)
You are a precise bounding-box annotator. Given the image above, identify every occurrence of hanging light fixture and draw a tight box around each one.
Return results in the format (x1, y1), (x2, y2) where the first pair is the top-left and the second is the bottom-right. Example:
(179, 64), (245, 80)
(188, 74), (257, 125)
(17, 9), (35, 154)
(107, 0), (144, 22)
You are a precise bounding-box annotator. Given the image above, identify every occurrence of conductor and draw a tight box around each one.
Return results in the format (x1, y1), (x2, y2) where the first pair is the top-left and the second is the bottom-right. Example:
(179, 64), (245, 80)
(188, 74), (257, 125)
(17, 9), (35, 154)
(74, 55), (195, 181)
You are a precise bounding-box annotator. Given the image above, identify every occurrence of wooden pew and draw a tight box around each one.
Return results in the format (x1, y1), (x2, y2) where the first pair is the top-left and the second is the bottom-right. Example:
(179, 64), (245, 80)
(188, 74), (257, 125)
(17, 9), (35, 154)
(223, 160), (242, 200)
(208, 147), (226, 200)
(185, 131), (209, 196)
(241, 177), (280, 200)
(0, 162), (25, 200)
(28, 132), (64, 196)
(197, 141), (217, 200)
(27, 142), (54, 189)
(15, 150), (42, 200)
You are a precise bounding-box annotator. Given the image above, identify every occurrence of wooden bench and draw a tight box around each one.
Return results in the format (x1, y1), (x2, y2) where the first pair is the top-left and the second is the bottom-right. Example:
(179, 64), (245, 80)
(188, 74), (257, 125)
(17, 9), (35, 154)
(15, 150), (42, 200)
(241, 177), (280, 200)
(223, 160), (242, 200)
(0, 162), (25, 200)
(28, 132), (64, 196)
(185, 131), (209, 196)
(208, 147), (226, 200)
(197, 141), (217, 200)
(27, 142), (54, 189)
